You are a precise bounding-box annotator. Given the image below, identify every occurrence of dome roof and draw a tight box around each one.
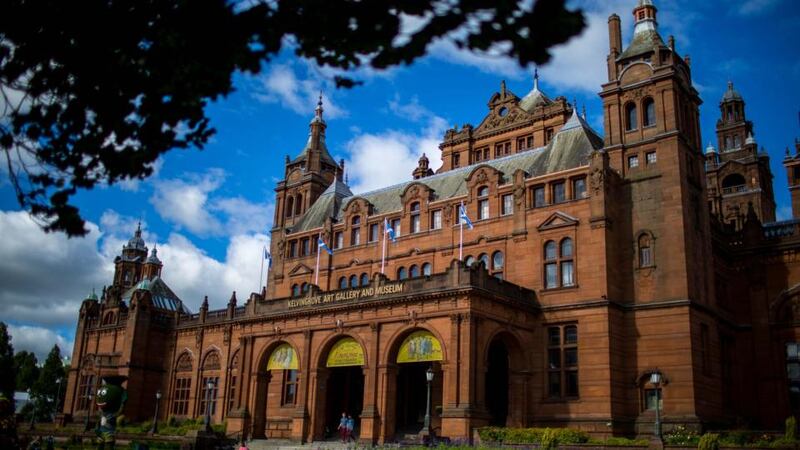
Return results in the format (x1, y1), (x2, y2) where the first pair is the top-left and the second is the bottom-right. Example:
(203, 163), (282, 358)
(722, 81), (743, 102)
(124, 222), (147, 251)
(519, 71), (552, 112)
(146, 245), (162, 265)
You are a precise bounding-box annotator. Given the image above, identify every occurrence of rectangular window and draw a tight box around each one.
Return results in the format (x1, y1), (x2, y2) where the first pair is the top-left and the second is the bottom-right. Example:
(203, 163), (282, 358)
(502, 194), (513, 215)
(411, 214), (421, 233)
(431, 210), (442, 230)
(198, 376), (219, 417)
(628, 155), (639, 168)
(495, 143), (503, 158)
(646, 151), (657, 165)
(484, 148), (490, 160)
(547, 325), (579, 399)
(351, 227), (360, 246)
(517, 137), (526, 151)
(573, 178), (587, 199)
(172, 378), (191, 416)
(227, 375), (237, 413)
(302, 238), (310, 256)
(553, 182), (566, 203)
(478, 199), (489, 220)
(391, 218), (401, 237)
(334, 232), (344, 249)
(545, 263), (558, 289)
(77, 374), (95, 411)
(534, 187), (546, 207)
(452, 152), (460, 168)
(282, 370), (299, 406)
(504, 142), (512, 155)
(561, 261), (574, 287)
(289, 241), (297, 258)
(368, 223), (379, 242)
(546, 128), (554, 144)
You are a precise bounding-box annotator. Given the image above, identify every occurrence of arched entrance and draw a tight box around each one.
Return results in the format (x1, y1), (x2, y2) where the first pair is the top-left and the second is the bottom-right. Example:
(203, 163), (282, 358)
(252, 342), (300, 439)
(317, 337), (366, 441)
(486, 339), (509, 426)
(393, 330), (444, 438)
(483, 332), (527, 428)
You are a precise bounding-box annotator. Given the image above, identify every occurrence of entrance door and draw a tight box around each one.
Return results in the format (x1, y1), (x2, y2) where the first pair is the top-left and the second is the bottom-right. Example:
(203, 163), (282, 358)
(324, 366), (364, 439)
(486, 339), (510, 426)
(395, 362), (429, 434)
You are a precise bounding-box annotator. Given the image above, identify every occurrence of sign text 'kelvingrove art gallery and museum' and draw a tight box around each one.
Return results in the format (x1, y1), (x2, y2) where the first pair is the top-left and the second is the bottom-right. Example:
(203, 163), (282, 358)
(58, 0), (800, 444)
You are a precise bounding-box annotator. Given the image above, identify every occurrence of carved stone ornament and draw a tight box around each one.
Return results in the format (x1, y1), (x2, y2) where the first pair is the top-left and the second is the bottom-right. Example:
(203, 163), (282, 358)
(176, 352), (193, 372)
(203, 351), (222, 370)
(514, 185), (525, 207)
(195, 329), (204, 348)
(444, 205), (453, 225)
(476, 170), (488, 184)
(590, 167), (605, 195)
(276, 239), (286, 256)
(223, 326), (231, 344)
(409, 186), (419, 199)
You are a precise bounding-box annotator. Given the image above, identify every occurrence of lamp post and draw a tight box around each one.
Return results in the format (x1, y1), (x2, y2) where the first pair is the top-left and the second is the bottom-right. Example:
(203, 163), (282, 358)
(204, 379), (215, 433)
(28, 389), (36, 430)
(650, 371), (663, 440)
(150, 390), (162, 434)
(423, 367), (434, 439)
(54, 379), (63, 422)
(84, 393), (94, 432)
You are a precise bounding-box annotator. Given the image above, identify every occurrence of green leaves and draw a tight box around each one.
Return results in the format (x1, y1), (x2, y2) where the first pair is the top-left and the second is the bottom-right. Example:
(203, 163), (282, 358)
(1, 0), (585, 236)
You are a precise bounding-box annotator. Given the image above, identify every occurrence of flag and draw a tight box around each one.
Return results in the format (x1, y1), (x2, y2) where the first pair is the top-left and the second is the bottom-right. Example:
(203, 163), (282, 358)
(459, 204), (474, 230)
(264, 247), (272, 268)
(384, 218), (397, 242)
(318, 237), (333, 255)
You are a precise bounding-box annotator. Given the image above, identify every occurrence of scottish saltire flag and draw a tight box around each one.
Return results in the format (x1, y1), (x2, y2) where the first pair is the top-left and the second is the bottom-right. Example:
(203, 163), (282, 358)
(318, 237), (333, 255)
(384, 218), (397, 242)
(459, 204), (474, 229)
(264, 247), (272, 268)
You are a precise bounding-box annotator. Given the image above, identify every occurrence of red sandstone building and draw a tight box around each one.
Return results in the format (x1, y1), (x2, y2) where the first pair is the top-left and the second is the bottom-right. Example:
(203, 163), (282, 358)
(61, 0), (800, 443)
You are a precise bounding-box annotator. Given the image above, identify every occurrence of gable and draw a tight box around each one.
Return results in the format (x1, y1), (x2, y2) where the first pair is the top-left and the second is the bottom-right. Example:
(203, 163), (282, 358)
(537, 211), (579, 231)
(288, 263), (314, 277)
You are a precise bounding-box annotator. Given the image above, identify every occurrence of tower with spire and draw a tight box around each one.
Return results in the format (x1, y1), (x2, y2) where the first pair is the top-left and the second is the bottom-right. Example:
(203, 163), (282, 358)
(705, 81), (776, 227)
(112, 222), (149, 290)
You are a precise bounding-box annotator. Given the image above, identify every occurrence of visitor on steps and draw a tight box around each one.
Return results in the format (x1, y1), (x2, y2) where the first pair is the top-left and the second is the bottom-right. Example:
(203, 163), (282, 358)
(338, 412), (348, 442)
(346, 415), (355, 442)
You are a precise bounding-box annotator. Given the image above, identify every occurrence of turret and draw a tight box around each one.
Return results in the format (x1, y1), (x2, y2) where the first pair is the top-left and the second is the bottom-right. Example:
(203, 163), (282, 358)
(412, 153), (434, 179)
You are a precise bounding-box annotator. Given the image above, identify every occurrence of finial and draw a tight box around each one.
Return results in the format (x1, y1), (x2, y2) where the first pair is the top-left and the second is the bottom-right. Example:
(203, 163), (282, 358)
(727, 80), (734, 91)
(533, 68), (539, 91)
(135, 221), (142, 236)
(582, 104), (587, 120)
(345, 171), (349, 185)
(314, 92), (324, 119)
(501, 80), (507, 96)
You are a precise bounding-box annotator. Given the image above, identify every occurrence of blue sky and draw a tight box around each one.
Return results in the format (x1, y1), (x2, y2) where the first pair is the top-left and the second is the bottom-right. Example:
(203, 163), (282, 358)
(1, 0), (799, 360)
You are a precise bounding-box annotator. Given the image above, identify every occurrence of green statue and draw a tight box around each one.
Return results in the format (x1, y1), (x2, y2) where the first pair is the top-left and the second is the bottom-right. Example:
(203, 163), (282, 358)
(95, 376), (128, 450)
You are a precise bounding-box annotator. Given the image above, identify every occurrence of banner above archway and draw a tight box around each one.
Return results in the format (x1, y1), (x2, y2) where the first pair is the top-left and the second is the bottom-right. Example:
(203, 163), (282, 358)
(326, 337), (365, 367)
(267, 343), (298, 370)
(397, 330), (443, 363)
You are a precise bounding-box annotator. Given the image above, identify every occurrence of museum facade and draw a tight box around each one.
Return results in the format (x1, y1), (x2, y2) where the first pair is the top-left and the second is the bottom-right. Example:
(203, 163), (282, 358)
(61, 0), (800, 443)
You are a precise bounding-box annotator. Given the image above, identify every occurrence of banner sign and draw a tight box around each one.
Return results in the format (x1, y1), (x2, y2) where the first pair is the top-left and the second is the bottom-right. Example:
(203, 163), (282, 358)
(267, 343), (299, 370)
(288, 282), (404, 308)
(397, 330), (443, 363)
(326, 337), (365, 367)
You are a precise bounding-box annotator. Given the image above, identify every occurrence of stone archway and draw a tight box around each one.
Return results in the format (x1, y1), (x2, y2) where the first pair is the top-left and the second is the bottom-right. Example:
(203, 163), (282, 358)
(311, 336), (367, 441)
(482, 330), (528, 428)
(252, 341), (300, 439)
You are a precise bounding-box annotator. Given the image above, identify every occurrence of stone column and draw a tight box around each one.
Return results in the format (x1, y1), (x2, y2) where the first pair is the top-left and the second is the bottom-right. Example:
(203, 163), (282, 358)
(376, 364), (398, 444)
(359, 323), (381, 444)
(291, 330), (313, 442)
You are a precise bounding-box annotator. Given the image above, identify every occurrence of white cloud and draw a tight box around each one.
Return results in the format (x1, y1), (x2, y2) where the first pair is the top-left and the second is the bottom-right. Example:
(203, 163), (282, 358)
(7, 324), (73, 362)
(116, 157), (164, 192)
(251, 63), (347, 119)
(345, 96), (447, 193)
(737, 0), (781, 15)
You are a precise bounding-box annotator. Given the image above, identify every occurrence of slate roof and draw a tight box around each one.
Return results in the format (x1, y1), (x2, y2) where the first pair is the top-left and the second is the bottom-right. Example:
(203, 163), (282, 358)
(290, 111), (602, 233)
(122, 277), (191, 314)
(618, 29), (665, 60)
(518, 76), (552, 112)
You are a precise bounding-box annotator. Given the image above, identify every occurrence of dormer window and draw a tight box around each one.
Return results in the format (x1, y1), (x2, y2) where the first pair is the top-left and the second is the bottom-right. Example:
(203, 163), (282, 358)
(477, 186), (490, 220)
(351, 216), (361, 246)
(410, 202), (421, 234)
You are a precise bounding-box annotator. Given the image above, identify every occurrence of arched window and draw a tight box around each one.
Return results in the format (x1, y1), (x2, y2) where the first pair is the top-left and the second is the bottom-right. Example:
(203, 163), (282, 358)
(642, 98), (656, 127)
(722, 173), (747, 192)
(409, 265), (420, 278)
(286, 196), (294, 218)
(625, 102), (638, 131)
(422, 263), (432, 276)
(102, 311), (115, 325)
(301, 282), (309, 294)
(478, 253), (490, 269)
(544, 241), (557, 261)
(544, 239), (575, 289)
(561, 238), (573, 258)
(172, 352), (193, 416)
(492, 251), (504, 271)
(227, 350), (240, 413)
(351, 216), (361, 246)
(360, 273), (369, 286)
(733, 135), (741, 149)
(339, 277), (347, 290)
(638, 234), (653, 268)
(295, 194), (303, 215)
(725, 136), (732, 150)
(397, 267), (407, 280)
(199, 351), (221, 418)
(410, 202), (421, 234)
(349, 275), (358, 288)
(291, 284), (300, 297)
(477, 186), (490, 220)
(465, 255), (475, 267)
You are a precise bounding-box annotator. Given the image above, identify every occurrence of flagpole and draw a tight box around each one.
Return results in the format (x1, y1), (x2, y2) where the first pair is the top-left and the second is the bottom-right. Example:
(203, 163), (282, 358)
(315, 233), (321, 286)
(459, 202), (464, 261)
(258, 247), (265, 293)
(381, 220), (387, 274)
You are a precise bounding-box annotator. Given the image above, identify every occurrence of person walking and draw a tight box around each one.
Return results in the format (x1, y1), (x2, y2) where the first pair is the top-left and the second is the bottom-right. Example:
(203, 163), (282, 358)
(238, 440), (249, 450)
(346, 414), (355, 442)
(338, 412), (348, 442)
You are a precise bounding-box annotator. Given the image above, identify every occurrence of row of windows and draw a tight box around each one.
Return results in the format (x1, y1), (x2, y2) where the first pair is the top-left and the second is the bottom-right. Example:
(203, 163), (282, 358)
(171, 371), (297, 417)
(532, 179), (586, 208)
(627, 150), (657, 169)
(284, 194), (304, 218)
(454, 131), (554, 169)
(723, 134), (742, 151)
(625, 98), (656, 132)
(397, 262), (433, 280)
(339, 273), (371, 289)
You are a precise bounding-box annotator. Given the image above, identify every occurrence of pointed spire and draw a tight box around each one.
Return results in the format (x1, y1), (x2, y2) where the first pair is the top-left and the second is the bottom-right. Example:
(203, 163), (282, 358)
(228, 291), (237, 306)
(746, 132), (756, 146)
(314, 91), (324, 121)
(201, 295), (209, 310)
(135, 221), (142, 237)
(582, 104), (587, 120)
(533, 68), (540, 91)
(501, 80), (507, 96)
(706, 142), (717, 154)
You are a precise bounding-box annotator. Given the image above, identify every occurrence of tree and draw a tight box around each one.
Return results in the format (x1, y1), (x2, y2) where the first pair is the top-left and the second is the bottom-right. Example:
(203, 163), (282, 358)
(0, 0), (585, 236)
(0, 323), (14, 400)
(33, 345), (65, 420)
(13, 351), (39, 392)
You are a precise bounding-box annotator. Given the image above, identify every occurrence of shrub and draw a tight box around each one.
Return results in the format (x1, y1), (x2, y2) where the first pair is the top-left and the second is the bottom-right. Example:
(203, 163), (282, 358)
(664, 425), (700, 446)
(595, 437), (650, 446)
(541, 428), (558, 450)
(786, 416), (797, 441)
(699, 433), (720, 450)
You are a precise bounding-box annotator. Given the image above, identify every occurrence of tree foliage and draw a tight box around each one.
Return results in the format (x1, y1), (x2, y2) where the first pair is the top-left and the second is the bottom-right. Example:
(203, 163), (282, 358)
(0, 323), (14, 399)
(0, 0), (585, 236)
(33, 345), (66, 418)
(13, 350), (39, 392)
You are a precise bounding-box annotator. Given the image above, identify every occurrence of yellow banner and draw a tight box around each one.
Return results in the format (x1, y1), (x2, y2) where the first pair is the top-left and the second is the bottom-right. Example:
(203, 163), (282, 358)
(397, 331), (443, 363)
(267, 343), (299, 370)
(326, 337), (365, 367)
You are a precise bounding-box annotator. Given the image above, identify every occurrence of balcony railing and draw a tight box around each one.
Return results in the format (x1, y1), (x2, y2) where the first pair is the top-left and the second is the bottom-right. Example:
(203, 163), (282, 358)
(722, 185), (747, 195)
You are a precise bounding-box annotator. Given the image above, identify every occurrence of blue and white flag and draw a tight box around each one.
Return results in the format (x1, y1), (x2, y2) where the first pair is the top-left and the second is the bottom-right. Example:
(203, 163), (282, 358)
(318, 237), (333, 255)
(264, 247), (272, 268)
(459, 204), (474, 230)
(384, 218), (397, 243)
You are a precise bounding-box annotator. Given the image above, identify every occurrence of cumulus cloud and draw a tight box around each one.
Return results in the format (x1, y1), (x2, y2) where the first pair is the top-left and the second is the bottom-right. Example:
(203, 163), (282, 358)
(116, 157), (164, 192)
(345, 96), (447, 194)
(737, 0), (782, 15)
(251, 63), (347, 119)
(7, 324), (74, 362)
